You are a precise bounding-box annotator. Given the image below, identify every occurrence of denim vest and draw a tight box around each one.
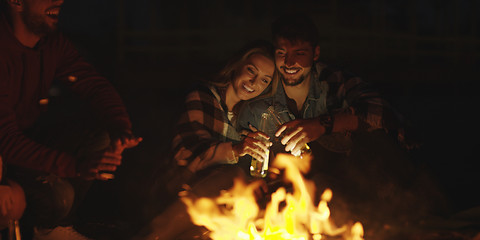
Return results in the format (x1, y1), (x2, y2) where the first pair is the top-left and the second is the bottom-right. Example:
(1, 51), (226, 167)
(237, 65), (329, 140)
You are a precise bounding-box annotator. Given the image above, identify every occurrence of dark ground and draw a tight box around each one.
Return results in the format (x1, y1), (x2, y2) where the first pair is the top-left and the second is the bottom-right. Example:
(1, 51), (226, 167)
(14, 0), (480, 239)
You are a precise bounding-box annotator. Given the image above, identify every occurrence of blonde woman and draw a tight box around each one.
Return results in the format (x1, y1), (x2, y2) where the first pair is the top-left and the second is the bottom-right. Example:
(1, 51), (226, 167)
(136, 40), (276, 240)
(171, 40), (275, 175)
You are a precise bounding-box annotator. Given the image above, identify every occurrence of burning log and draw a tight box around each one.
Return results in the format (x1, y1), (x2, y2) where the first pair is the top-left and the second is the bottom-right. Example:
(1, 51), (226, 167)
(181, 153), (364, 240)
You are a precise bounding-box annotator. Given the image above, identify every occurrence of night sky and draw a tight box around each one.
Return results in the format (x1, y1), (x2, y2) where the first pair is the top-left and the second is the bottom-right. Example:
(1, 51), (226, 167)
(51, 0), (479, 235)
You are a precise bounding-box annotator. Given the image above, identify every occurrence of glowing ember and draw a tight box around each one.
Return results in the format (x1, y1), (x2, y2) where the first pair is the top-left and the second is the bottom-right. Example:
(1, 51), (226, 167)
(181, 153), (364, 240)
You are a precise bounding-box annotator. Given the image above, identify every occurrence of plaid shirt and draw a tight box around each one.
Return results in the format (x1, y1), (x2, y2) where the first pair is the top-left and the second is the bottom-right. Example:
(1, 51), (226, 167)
(310, 62), (403, 131)
(238, 62), (405, 152)
(171, 85), (241, 172)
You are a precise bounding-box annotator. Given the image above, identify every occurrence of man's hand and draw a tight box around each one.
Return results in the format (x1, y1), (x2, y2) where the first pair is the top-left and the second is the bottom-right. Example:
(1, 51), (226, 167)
(110, 135), (143, 155)
(275, 118), (325, 156)
(110, 130), (143, 154)
(78, 131), (142, 181)
(77, 150), (123, 180)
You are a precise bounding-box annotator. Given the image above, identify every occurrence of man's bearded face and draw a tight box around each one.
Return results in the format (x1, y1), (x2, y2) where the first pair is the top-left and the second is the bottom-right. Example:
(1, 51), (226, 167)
(274, 38), (319, 87)
(21, 0), (62, 37)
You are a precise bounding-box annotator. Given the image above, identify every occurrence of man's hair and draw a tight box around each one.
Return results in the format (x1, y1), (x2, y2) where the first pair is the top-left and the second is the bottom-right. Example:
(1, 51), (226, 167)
(271, 13), (320, 47)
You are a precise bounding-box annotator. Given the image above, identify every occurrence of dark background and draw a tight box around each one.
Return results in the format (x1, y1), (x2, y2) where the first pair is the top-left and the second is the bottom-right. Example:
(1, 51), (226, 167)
(54, 0), (479, 237)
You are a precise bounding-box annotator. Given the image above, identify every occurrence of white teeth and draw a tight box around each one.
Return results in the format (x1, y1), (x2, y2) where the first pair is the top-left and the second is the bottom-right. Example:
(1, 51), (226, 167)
(243, 84), (254, 92)
(46, 9), (59, 16)
(285, 68), (299, 74)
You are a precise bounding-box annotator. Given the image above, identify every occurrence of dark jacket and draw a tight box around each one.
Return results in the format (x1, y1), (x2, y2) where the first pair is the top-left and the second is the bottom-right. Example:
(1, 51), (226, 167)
(0, 14), (131, 177)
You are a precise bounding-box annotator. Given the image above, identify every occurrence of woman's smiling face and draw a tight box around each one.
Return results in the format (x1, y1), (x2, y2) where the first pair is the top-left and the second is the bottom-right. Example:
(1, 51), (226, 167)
(232, 53), (275, 101)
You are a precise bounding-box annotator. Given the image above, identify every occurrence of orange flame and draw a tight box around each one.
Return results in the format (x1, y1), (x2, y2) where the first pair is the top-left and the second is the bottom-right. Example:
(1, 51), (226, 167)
(181, 153), (364, 240)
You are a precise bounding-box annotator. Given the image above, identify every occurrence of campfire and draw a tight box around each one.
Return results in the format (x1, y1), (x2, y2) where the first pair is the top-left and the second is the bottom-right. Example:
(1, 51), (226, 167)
(181, 153), (364, 240)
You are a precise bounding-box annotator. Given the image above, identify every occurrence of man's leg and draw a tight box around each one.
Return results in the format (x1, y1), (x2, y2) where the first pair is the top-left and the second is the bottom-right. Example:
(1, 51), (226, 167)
(11, 108), (111, 238)
(5, 166), (75, 239)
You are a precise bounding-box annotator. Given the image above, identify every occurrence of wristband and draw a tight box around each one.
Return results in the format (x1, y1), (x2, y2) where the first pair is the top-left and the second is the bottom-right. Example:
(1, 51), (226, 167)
(319, 115), (334, 135)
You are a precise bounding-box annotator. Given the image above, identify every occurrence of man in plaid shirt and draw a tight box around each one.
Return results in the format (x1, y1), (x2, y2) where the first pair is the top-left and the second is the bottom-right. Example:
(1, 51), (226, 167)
(237, 13), (431, 225)
(238, 13), (406, 159)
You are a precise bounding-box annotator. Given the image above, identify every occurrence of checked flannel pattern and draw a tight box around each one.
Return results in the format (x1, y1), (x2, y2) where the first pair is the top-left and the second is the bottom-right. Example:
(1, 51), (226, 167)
(171, 85), (241, 172)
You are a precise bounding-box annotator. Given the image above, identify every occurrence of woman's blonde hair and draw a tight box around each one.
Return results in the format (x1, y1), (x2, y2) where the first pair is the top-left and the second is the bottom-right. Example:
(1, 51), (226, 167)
(210, 40), (277, 97)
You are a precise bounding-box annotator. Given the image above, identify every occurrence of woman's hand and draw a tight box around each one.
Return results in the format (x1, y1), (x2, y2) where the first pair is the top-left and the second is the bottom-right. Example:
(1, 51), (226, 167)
(233, 130), (272, 162)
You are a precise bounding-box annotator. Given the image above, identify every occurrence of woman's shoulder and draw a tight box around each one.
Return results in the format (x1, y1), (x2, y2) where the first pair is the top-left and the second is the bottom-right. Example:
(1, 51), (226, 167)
(183, 84), (217, 103)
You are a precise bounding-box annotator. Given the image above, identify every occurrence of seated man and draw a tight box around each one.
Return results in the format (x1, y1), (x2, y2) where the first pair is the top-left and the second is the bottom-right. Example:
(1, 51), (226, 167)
(237, 13), (443, 228)
(0, 0), (141, 239)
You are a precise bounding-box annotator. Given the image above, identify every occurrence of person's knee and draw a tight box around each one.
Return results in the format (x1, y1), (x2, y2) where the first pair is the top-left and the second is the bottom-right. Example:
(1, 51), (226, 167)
(6, 180), (26, 220)
(0, 180), (26, 230)
(28, 176), (75, 227)
(49, 177), (75, 221)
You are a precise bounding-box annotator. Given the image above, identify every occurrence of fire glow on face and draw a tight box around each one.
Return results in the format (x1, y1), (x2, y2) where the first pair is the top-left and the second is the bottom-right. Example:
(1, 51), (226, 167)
(181, 153), (364, 240)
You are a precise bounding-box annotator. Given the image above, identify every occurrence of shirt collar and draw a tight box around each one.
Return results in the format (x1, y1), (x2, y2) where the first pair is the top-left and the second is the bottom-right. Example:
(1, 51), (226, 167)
(274, 62), (327, 102)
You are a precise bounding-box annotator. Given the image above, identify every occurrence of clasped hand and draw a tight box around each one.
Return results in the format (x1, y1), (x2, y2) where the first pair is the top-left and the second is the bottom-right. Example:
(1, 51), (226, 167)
(234, 126), (272, 162)
(78, 133), (142, 180)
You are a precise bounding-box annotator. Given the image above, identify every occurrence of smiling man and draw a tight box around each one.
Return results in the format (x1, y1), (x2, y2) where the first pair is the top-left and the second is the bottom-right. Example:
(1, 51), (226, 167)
(14, 0), (61, 44)
(236, 13), (432, 223)
(239, 13), (406, 158)
(0, 0), (141, 239)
